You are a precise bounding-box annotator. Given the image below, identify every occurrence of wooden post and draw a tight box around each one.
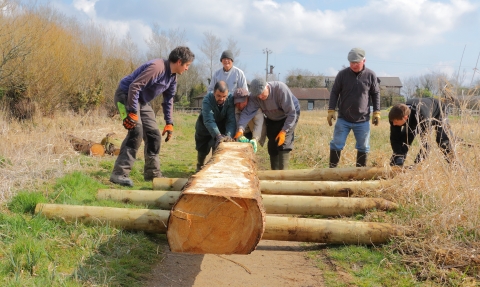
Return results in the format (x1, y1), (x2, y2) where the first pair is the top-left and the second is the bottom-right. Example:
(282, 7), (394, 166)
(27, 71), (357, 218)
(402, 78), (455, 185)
(263, 216), (403, 245)
(97, 189), (398, 216)
(167, 142), (266, 254)
(257, 167), (399, 181)
(152, 178), (188, 191)
(35, 204), (403, 245)
(35, 203), (169, 233)
(152, 178), (387, 196)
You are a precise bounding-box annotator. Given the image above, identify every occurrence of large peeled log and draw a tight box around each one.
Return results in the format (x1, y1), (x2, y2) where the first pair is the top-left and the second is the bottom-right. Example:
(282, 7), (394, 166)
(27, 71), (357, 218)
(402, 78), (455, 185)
(167, 142), (265, 254)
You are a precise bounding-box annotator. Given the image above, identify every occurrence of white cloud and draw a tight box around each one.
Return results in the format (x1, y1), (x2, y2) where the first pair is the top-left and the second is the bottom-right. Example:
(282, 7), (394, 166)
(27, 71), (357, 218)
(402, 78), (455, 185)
(73, 0), (98, 17)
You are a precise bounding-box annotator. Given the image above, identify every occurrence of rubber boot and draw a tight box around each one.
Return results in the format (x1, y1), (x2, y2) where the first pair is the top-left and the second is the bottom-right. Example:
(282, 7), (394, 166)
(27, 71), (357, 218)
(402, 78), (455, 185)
(270, 154), (280, 170)
(356, 151), (368, 167)
(278, 151), (290, 170)
(196, 152), (208, 172)
(329, 150), (341, 168)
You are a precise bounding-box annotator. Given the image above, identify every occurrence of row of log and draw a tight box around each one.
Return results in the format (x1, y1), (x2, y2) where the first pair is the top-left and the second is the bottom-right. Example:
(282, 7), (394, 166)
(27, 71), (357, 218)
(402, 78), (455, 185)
(34, 142), (405, 255)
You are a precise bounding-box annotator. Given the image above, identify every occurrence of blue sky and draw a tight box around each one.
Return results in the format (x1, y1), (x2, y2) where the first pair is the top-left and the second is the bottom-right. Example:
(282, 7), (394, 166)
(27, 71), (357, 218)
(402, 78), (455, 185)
(35, 0), (480, 86)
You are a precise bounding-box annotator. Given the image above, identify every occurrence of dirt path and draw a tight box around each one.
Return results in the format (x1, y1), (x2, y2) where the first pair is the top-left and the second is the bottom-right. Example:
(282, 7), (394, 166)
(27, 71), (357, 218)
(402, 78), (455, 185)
(145, 240), (325, 287)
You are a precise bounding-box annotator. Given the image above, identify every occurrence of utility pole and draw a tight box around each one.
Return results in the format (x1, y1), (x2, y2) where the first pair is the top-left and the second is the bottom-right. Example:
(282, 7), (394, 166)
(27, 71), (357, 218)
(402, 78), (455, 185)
(263, 48), (272, 82)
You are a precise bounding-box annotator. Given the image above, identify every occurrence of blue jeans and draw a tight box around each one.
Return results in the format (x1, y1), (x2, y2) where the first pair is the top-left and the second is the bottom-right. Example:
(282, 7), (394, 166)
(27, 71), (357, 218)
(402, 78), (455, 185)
(329, 118), (370, 153)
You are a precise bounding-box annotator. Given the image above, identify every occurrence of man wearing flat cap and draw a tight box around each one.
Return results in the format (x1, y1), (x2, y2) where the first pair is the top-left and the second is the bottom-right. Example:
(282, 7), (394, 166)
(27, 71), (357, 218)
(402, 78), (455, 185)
(327, 47), (380, 168)
(233, 87), (266, 153)
(208, 50), (248, 93)
(235, 78), (300, 170)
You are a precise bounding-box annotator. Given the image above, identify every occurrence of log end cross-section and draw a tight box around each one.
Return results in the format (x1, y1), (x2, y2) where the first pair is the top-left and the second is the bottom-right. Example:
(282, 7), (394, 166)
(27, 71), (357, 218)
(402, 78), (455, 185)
(167, 142), (265, 254)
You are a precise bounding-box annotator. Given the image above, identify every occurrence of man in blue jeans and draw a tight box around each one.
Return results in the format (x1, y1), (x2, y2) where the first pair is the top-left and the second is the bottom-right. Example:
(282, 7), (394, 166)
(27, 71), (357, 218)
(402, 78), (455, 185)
(327, 48), (381, 167)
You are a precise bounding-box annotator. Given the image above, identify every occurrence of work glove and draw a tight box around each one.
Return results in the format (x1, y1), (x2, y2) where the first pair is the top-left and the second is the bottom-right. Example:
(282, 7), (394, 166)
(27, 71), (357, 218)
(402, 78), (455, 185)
(249, 138), (258, 153)
(123, 112), (138, 130)
(214, 134), (233, 149)
(389, 154), (405, 166)
(372, 111), (381, 126)
(234, 131), (243, 140)
(237, 136), (250, 143)
(327, 110), (336, 126)
(275, 130), (286, 146)
(162, 124), (173, 142)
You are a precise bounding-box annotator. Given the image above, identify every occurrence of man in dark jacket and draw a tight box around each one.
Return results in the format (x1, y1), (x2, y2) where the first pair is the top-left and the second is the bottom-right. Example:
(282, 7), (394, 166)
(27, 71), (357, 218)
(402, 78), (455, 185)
(327, 47), (381, 168)
(388, 98), (453, 166)
(195, 81), (236, 171)
(110, 46), (195, 187)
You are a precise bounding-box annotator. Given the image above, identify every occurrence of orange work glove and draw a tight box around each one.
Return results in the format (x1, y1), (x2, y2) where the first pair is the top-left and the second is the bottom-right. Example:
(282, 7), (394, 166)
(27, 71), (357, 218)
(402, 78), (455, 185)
(372, 111), (381, 126)
(234, 131), (243, 140)
(123, 112), (138, 130)
(162, 124), (174, 142)
(275, 130), (286, 146)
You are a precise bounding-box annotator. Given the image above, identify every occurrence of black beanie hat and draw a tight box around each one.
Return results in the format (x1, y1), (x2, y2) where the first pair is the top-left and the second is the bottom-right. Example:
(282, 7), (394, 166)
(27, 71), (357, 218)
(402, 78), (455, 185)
(220, 50), (234, 62)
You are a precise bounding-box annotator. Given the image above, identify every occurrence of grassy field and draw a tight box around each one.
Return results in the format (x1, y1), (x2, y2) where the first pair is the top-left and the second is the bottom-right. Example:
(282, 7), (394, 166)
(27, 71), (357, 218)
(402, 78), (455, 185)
(0, 108), (479, 286)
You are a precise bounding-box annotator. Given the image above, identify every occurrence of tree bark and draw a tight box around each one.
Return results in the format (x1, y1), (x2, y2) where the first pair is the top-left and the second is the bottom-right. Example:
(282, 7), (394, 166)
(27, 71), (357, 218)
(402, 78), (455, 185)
(97, 189), (398, 216)
(152, 178), (386, 196)
(35, 203), (403, 245)
(257, 167), (398, 181)
(167, 142), (266, 254)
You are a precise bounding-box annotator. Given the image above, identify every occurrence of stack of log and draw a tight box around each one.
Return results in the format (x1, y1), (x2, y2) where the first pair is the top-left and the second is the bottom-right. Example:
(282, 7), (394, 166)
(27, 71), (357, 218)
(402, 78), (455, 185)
(35, 142), (406, 255)
(67, 133), (122, 156)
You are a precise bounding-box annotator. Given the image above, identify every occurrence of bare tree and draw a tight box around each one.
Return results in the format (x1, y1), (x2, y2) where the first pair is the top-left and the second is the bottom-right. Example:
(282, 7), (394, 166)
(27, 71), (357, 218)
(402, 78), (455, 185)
(145, 25), (187, 59)
(199, 31), (222, 83)
(285, 68), (323, 88)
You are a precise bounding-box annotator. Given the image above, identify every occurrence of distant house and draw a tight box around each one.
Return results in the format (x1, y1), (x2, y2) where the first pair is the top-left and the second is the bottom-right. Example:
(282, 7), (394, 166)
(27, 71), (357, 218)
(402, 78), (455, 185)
(290, 87), (330, 110)
(378, 77), (403, 95)
(192, 92), (208, 108)
(323, 76), (402, 95)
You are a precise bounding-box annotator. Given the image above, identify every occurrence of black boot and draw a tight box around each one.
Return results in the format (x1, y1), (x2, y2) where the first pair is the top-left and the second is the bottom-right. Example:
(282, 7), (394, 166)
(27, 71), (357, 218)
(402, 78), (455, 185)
(270, 154), (280, 170)
(356, 151), (368, 167)
(329, 150), (341, 168)
(196, 152), (208, 172)
(278, 151), (290, 170)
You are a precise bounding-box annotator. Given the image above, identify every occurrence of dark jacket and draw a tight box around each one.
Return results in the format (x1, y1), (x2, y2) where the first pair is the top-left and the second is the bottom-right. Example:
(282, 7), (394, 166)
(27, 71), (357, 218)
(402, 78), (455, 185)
(197, 92), (236, 138)
(390, 98), (445, 155)
(328, 66), (380, 123)
(119, 59), (177, 124)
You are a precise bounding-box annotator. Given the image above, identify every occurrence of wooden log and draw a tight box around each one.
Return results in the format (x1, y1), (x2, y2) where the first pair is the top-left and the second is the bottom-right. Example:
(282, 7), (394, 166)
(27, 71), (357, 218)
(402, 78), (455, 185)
(258, 167), (399, 181)
(35, 203), (169, 233)
(35, 204), (403, 245)
(262, 216), (403, 245)
(167, 142), (265, 254)
(67, 134), (105, 156)
(260, 180), (384, 196)
(152, 178), (188, 191)
(152, 178), (386, 196)
(97, 189), (399, 216)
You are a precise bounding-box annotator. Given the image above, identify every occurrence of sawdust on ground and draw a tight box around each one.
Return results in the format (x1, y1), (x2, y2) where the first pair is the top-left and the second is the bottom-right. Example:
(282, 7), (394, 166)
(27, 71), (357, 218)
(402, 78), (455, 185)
(145, 240), (325, 287)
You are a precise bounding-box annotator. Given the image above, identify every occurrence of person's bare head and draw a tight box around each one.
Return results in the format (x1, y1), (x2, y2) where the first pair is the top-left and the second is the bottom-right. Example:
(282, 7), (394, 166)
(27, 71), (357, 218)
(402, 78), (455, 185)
(389, 103), (411, 126)
(213, 81), (229, 105)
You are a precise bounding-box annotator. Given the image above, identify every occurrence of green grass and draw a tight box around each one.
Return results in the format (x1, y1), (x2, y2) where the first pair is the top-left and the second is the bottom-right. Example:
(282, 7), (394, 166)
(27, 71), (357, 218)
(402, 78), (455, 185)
(0, 110), (478, 286)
